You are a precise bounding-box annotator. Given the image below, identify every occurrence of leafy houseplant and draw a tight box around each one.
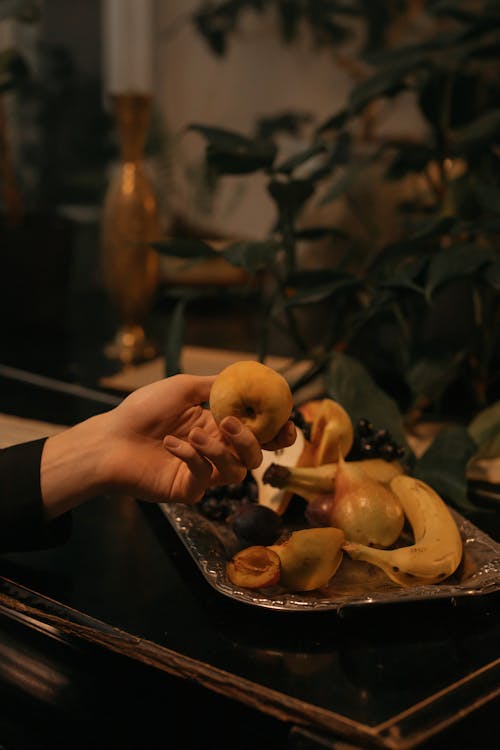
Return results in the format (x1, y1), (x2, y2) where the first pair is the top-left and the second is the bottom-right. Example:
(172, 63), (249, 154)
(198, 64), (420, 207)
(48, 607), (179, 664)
(154, 1), (500, 516)
(157, 0), (499, 414)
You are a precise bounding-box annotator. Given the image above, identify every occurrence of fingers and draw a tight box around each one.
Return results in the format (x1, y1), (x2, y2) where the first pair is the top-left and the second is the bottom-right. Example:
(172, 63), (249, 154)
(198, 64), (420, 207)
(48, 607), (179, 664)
(188, 425), (250, 484)
(163, 412), (280, 499)
(162, 435), (213, 494)
(218, 417), (263, 471)
(172, 374), (216, 406)
(261, 420), (297, 452)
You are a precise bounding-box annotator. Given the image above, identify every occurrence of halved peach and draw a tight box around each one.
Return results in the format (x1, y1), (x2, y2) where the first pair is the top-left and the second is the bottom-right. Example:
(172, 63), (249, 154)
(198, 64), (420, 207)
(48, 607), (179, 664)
(226, 546), (281, 589)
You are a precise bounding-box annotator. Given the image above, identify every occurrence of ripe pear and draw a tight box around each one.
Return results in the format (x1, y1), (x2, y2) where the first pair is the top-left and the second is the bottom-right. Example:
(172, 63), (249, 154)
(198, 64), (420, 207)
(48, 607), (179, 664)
(327, 453), (404, 548)
(268, 527), (344, 591)
(343, 476), (463, 586)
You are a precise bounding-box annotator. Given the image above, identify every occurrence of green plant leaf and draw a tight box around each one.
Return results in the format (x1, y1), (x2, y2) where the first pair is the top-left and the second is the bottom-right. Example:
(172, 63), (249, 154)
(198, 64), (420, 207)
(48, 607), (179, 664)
(378, 276), (424, 295)
(153, 237), (218, 259)
(287, 268), (355, 286)
(293, 226), (349, 241)
(451, 109), (500, 152)
(317, 109), (348, 133)
(407, 215), (458, 243)
(268, 178), (315, 218)
(406, 354), (464, 402)
(320, 153), (380, 205)
(412, 426), (478, 512)
(189, 124), (277, 174)
(385, 142), (436, 180)
(277, 0), (300, 42)
(468, 400), (500, 459)
(207, 144), (277, 174)
(274, 142), (327, 175)
(425, 243), (495, 298)
(374, 252), (428, 291)
(347, 60), (420, 115)
(325, 352), (408, 450)
(222, 240), (281, 271)
(192, 4), (234, 56)
(256, 111), (312, 140)
(364, 37), (443, 67)
(283, 276), (359, 307)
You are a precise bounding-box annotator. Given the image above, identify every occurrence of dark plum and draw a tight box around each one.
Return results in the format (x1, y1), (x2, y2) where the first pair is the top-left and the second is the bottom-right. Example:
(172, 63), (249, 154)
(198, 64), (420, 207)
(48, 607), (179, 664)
(290, 407), (312, 440)
(304, 496), (333, 527)
(230, 504), (283, 546)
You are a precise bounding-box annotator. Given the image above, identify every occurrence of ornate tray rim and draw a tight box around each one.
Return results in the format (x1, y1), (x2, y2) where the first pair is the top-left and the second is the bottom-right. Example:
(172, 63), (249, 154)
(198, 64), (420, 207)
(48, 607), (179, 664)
(160, 502), (500, 612)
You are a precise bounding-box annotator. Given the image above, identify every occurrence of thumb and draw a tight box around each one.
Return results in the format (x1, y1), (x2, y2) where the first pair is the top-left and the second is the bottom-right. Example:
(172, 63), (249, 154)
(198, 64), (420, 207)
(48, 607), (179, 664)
(178, 374), (217, 406)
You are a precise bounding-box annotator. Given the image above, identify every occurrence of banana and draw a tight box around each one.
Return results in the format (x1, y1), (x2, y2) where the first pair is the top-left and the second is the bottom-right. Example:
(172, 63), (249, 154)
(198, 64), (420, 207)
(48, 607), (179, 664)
(263, 462), (336, 501)
(343, 475), (463, 587)
(262, 459), (404, 502)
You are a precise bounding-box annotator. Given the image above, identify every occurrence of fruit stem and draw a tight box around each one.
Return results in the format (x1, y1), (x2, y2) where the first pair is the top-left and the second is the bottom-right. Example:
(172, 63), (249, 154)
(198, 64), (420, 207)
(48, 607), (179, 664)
(263, 464), (290, 488)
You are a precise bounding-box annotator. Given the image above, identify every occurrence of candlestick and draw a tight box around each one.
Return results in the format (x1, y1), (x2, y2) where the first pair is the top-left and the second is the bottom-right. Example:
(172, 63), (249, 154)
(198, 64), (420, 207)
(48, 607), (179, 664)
(101, 93), (160, 365)
(102, 0), (154, 94)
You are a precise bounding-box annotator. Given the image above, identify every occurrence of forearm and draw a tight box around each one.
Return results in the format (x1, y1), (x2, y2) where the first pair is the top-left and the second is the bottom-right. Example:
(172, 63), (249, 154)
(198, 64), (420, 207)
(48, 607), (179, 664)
(40, 412), (111, 519)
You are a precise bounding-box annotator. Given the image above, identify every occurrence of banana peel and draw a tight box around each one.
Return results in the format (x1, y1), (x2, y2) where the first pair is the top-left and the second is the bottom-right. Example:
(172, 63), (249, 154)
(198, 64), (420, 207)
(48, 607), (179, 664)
(297, 398), (354, 466)
(251, 428), (306, 514)
(343, 476), (463, 587)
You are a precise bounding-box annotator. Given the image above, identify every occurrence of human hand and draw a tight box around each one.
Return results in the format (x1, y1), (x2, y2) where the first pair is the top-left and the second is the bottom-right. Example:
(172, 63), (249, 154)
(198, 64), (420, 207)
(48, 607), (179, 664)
(41, 374), (296, 519)
(94, 374), (296, 505)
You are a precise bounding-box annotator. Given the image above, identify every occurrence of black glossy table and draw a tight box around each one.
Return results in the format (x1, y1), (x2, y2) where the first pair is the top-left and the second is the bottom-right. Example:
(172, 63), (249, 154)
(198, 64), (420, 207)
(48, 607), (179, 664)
(0, 367), (499, 750)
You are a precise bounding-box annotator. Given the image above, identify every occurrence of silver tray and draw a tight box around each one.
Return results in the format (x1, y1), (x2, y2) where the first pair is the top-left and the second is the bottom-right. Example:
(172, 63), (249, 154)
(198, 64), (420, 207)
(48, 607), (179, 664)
(160, 502), (500, 612)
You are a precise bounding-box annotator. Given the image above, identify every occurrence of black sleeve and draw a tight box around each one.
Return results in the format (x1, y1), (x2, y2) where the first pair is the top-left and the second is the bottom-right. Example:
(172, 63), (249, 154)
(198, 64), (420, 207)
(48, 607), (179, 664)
(0, 438), (72, 554)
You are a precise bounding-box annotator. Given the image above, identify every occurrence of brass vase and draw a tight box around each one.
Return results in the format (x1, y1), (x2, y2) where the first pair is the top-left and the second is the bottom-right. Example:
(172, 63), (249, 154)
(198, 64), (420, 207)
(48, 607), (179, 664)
(101, 93), (160, 365)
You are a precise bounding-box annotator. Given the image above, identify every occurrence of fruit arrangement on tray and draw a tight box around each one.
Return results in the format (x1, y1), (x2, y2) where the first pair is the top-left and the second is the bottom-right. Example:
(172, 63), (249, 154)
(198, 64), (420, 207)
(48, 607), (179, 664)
(204, 361), (464, 594)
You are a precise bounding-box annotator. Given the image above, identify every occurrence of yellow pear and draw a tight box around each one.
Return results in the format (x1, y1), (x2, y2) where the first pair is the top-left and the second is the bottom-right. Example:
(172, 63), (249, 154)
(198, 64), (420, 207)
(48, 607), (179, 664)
(268, 527), (344, 591)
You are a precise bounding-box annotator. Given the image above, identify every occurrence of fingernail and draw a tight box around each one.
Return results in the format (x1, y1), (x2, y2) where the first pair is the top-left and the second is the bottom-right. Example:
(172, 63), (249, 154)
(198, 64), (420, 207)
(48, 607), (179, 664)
(221, 417), (241, 436)
(163, 435), (180, 450)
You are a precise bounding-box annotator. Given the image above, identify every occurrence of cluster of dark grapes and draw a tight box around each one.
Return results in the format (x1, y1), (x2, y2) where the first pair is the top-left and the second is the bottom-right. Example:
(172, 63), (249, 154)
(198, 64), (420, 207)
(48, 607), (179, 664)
(198, 473), (283, 546)
(290, 407), (311, 440)
(347, 418), (405, 462)
(198, 472), (258, 522)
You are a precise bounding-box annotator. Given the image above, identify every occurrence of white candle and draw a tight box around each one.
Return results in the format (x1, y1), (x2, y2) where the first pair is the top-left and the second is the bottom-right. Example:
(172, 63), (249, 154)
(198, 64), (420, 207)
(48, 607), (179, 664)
(102, 0), (154, 94)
